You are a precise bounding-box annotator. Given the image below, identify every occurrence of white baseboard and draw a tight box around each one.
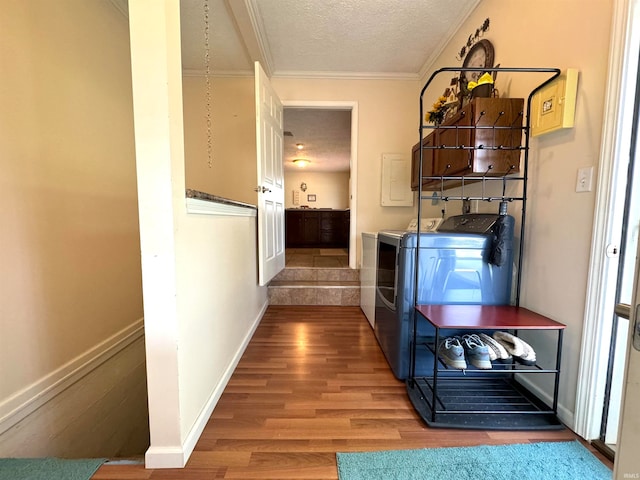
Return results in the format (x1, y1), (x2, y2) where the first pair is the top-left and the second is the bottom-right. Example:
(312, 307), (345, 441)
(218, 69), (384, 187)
(0, 318), (145, 436)
(516, 375), (575, 431)
(145, 299), (268, 469)
(144, 447), (187, 469)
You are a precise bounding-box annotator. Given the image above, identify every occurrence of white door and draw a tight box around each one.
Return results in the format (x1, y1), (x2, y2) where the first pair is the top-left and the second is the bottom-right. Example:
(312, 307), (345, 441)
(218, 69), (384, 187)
(255, 61), (285, 286)
(614, 239), (640, 478)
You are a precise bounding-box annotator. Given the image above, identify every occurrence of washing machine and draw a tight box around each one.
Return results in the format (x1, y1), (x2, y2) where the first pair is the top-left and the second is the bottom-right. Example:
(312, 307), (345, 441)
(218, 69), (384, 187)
(374, 213), (514, 379)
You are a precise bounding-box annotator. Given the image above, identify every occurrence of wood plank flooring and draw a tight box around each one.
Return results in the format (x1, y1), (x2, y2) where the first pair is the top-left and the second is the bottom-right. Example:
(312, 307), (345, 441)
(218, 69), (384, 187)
(93, 306), (612, 479)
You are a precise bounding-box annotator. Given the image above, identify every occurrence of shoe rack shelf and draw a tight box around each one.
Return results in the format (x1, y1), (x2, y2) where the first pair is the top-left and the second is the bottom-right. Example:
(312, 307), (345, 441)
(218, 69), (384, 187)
(407, 305), (565, 429)
(407, 67), (566, 429)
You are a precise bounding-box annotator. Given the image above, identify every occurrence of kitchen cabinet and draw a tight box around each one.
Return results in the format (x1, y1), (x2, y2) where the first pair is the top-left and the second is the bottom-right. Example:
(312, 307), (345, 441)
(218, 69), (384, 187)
(286, 210), (319, 246)
(285, 209), (349, 248)
(411, 134), (434, 190)
(411, 97), (524, 191)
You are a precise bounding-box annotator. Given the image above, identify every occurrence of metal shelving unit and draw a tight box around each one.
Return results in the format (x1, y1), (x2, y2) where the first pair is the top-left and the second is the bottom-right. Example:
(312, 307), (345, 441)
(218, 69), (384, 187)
(407, 67), (566, 429)
(408, 304), (565, 429)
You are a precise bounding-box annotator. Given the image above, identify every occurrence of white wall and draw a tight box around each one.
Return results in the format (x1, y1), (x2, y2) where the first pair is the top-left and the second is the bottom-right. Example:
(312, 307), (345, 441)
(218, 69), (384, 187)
(128, 0), (268, 468)
(284, 171), (350, 209)
(174, 211), (267, 450)
(418, 0), (614, 427)
(0, 0), (147, 456)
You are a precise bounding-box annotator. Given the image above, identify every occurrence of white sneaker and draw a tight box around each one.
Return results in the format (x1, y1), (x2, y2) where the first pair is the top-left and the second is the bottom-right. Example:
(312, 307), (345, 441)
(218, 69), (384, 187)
(492, 331), (537, 366)
(478, 333), (511, 363)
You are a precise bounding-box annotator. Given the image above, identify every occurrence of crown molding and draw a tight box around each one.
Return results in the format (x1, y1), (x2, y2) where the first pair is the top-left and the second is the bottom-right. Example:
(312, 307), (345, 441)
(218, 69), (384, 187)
(272, 70), (421, 81)
(225, 0), (274, 76)
(183, 67), (420, 81)
(418, 0), (482, 80)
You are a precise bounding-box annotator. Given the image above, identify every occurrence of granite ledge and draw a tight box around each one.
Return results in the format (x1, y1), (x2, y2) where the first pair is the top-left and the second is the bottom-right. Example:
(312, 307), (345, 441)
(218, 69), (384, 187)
(186, 189), (257, 211)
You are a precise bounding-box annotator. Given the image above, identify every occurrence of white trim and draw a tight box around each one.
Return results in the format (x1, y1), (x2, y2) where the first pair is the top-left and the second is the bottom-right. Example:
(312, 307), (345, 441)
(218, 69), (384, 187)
(143, 447), (187, 469)
(225, 0), (275, 76)
(282, 100), (359, 269)
(574, 0), (640, 439)
(349, 104), (359, 270)
(0, 318), (144, 436)
(273, 71), (420, 81)
(145, 300), (268, 469)
(186, 198), (257, 217)
(516, 376), (574, 430)
(243, 0), (275, 75)
(418, 0), (482, 80)
(182, 69), (421, 81)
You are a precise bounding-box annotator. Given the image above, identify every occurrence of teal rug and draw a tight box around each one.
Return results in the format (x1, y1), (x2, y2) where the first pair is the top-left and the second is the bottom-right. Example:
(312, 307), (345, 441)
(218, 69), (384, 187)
(0, 457), (106, 480)
(336, 441), (611, 480)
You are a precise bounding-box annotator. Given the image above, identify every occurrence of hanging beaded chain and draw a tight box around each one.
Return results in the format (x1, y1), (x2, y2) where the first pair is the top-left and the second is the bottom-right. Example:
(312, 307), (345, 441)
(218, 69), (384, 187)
(204, 0), (213, 169)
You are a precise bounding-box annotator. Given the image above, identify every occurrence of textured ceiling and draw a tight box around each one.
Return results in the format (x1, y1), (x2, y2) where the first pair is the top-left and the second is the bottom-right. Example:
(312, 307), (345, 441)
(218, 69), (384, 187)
(114, 0), (481, 172)
(179, 0), (480, 78)
(283, 109), (352, 173)
(251, 0), (478, 78)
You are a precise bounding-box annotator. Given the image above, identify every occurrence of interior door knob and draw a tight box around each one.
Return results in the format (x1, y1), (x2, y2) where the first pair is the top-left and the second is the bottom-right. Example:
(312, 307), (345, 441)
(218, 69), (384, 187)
(254, 186), (271, 193)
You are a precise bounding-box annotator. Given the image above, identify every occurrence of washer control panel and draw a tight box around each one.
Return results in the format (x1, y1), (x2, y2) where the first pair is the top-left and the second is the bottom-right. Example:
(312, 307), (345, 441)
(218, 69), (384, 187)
(437, 214), (500, 234)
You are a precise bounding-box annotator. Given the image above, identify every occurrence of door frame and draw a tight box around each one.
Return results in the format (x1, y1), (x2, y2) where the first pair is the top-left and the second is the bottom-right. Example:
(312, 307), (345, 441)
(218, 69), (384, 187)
(281, 100), (359, 269)
(574, 0), (640, 440)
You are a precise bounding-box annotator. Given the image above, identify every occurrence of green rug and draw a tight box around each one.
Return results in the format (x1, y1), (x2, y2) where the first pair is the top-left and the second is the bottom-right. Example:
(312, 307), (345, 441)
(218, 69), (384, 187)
(336, 441), (611, 480)
(0, 457), (106, 480)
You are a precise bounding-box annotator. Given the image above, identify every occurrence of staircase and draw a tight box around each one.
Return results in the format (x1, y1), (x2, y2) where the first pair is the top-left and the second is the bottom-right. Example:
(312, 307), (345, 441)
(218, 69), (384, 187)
(268, 249), (360, 306)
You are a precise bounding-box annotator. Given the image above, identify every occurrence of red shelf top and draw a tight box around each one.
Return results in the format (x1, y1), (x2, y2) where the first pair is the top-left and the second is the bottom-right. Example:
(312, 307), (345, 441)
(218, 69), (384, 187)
(415, 304), (565, 330)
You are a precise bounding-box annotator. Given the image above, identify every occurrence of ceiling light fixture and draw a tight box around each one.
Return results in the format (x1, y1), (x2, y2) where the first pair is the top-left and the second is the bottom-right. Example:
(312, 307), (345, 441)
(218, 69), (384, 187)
(296, 143), (304, 150)
(293, 158), (310, 168)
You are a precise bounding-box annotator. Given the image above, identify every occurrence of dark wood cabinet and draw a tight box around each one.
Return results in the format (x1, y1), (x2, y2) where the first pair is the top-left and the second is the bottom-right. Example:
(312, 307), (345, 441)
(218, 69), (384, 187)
(286, 209), (349, 248)
(411, 133), (434, 190)
(286, 210), (319, 246)
(411, 97), (524, 191)
(303, 212), (320, 244)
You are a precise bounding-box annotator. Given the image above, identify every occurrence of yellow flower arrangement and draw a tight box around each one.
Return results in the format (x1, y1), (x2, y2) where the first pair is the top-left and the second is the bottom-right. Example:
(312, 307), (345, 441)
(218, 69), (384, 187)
(426, 96), (448, 125)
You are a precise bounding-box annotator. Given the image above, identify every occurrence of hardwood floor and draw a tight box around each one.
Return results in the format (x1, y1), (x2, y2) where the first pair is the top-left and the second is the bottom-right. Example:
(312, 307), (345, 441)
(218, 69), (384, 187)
(92, 306), (612, 479)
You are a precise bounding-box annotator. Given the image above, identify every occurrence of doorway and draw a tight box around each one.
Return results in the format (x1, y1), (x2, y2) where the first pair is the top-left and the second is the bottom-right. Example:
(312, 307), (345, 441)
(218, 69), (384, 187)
(596, 69), (640, 457)
(575, 0), (640, 461)
(282, 101), (359, 269)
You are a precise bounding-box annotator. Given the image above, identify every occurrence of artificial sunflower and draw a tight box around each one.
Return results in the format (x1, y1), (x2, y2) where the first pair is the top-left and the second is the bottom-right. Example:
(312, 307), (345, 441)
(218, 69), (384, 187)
(426, 96), (449, 125)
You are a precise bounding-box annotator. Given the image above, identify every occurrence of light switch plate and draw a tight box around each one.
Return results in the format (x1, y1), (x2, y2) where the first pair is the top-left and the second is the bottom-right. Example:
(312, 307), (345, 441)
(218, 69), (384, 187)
(576, 166), (594, 192)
